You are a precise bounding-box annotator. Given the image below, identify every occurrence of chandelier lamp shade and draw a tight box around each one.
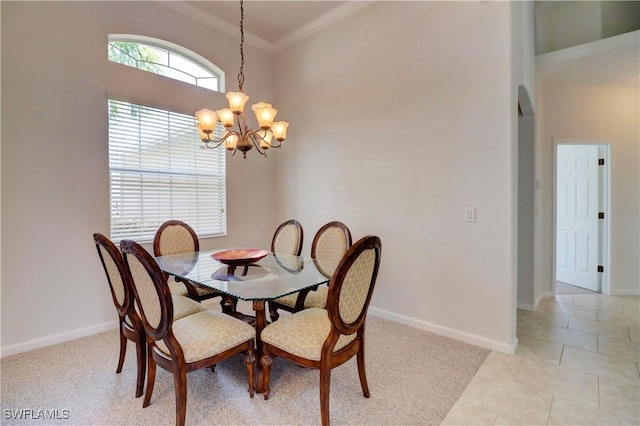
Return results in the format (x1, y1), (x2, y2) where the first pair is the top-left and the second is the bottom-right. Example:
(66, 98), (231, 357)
(195, 0), (289, 158)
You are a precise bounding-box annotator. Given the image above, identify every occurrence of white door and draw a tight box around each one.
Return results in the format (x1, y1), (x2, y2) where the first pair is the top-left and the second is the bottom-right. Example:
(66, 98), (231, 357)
(556, 145), (600, 291)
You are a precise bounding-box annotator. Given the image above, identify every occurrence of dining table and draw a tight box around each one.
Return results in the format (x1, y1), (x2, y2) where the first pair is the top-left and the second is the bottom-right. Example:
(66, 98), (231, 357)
(154, 248), (336, 393)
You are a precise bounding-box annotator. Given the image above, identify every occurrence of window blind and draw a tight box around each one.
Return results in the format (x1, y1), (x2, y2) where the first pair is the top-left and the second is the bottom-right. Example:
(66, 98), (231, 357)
(108, 99), (226, 242)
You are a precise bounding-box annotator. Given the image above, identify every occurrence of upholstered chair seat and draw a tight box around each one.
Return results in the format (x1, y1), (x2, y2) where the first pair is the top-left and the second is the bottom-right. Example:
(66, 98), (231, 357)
(274, 286), (329, 310)
(171, 295), (207, 320)
(156, 310), (256, 363)
(168, 280), (188, 297)
(261, 308), (356, 361)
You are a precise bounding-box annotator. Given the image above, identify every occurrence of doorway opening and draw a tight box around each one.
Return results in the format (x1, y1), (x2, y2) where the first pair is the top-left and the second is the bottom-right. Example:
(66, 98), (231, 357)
(554, 140), (610, 296)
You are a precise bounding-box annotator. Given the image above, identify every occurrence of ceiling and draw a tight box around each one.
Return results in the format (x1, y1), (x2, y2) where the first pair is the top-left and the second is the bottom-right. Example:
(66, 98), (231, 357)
(185, 1), (346, 44)
(537, 30), (639, 88)
(161, 1), (356, 52)
(163, 1), (638, 87)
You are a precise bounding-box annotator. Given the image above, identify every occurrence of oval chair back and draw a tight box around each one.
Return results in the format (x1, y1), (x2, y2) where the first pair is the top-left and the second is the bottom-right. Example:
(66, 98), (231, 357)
(153, 220), (199, 257)
(326, 235), (381, 336)
(121, 239), (174, 343)
(93, 233), (146, 398)
(153, 220), (220, 302)
(311, 221), (353, 279)
(271, 219), (303, 256)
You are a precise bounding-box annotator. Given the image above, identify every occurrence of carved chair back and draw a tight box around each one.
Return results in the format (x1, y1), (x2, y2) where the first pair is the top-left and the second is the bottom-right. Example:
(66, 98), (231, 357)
(121, 239), (174, 343)
(153, 220), (199, 257)
(271, 219), (303, 256)
(311, 221), (353, 278)
(326, 235), (381, 335)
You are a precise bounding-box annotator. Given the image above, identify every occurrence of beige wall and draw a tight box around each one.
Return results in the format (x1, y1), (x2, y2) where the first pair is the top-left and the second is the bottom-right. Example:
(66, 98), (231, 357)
(537, 83), (640, 296)
(1, 1), (278, 354)
(273, 1), (520, 351)
(1, 1), (534, 355)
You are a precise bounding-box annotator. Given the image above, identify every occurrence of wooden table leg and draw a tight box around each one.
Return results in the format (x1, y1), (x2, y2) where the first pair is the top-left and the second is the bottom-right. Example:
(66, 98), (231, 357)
(253, 300), (266, 393)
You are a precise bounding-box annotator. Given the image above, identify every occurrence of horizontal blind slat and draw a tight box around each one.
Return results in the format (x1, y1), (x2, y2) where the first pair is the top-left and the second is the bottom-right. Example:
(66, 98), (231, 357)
(108, 99), (226, 241)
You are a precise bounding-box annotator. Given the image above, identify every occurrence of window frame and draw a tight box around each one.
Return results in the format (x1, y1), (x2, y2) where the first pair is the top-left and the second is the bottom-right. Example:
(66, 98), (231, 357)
(106, 35), (227, 243)
(108, 34), (226, 92)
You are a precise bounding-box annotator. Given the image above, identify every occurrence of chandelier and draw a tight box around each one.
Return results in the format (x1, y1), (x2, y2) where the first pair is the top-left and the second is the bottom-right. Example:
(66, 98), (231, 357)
(195, 0), (289, 158)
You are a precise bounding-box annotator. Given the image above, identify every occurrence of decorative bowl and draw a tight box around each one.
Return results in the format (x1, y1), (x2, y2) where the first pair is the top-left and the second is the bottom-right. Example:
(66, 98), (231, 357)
(211, 249), (269, 267)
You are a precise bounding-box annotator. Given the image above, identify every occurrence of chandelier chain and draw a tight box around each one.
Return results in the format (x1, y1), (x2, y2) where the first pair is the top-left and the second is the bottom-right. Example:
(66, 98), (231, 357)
(195, 0), (288, 158)
(237, 0), (245, 92)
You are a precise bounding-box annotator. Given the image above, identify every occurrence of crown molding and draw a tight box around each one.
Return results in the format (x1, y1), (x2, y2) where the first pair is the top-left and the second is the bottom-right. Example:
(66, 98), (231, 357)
(159, 1), (374, 55)
(159, 1), (276, 53)
(274, 1), (373, 52)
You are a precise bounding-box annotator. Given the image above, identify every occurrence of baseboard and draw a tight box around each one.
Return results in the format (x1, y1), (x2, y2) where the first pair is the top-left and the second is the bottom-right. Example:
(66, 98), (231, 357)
(368, 307), (517, 355)
(518, 291), (554, 311)
(609, 289), (640, 296)
(536, 291), (553, 309)
(1, 320), (119, 358)
(517, 302), (535, 311)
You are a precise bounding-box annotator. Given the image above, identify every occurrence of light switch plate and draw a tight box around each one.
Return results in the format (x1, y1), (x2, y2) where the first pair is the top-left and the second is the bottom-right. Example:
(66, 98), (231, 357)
(465, 208), (476, 222)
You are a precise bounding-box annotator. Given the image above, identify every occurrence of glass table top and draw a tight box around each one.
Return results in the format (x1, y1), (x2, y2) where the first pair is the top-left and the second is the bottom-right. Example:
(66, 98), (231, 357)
(155, 250), (335, 301)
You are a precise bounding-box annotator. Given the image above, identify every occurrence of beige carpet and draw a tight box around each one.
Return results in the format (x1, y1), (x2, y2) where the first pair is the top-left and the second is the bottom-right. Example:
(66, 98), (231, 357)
(1, 315), (488, 425)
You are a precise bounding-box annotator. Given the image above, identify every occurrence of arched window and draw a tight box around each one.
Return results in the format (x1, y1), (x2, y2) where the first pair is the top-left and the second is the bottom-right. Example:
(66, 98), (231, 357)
(108, 34), (225, 92)
(107, 35), (227, 242)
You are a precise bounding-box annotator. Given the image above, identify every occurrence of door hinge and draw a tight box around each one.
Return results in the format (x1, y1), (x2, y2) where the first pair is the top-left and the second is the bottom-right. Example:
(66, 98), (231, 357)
(598, 265), (604, 273)
(598, 212), (605, 219)
(598, 158), (605, 166)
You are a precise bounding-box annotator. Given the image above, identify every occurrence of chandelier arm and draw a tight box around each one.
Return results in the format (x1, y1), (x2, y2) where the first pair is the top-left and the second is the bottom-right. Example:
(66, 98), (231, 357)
(249, 130), (283, 149)
(203, 130), (240, 149)
(248, 133), (269, 157)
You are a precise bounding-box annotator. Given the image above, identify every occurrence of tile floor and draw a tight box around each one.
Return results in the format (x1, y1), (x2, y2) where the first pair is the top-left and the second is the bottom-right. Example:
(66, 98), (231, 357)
(441, 292), (640, 425)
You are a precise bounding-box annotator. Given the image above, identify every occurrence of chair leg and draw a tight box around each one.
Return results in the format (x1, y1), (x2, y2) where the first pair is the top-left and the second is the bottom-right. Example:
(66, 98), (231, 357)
(356, 344), (370, 398)
(260, 353), (272, 400)
(116, 322), (127, 374)
(245, 347), (256, 398)
(173, 365), (188, 426)
(134, 337), (146, 398)
(143, 353), (156, 408)
(319, 365), (332, 426)
(268, 302), (280, 322)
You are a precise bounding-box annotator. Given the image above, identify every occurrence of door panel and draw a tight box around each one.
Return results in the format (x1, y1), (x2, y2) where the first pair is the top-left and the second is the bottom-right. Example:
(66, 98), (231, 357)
(556, 145), (599, 291)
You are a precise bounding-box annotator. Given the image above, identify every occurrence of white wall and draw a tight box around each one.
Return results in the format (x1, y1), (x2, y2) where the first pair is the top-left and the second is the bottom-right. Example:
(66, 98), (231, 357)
(1, 1), (278, 355)
(273, 1), (519, 352)
(513, 1), (538, 311)
(537, 83), (640, 295)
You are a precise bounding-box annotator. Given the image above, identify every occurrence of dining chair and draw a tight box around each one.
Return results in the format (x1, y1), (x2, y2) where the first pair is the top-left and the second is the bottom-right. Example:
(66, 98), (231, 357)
(153, 220), (220, 302)
(94, 233), (210, 398)
(259, 235), (382, 426)
(270, 219), (304, 256)
(94, 233), (146, 398)
(120, 239), (256, 426)
(266, 219), (304, 321)
(269, 221), (351, 321)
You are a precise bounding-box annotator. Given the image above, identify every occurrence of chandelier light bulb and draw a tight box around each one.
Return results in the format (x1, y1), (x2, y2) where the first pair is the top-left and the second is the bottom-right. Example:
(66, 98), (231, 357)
(271, 121), (289, 141)
(226, 92), (250, 114)
(252, 103), (277, 130)
(258, 129), (273, 150)
(195, 109), (218, 133)
(224, 133), (239, 151)
(216, 108), (235, 128)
